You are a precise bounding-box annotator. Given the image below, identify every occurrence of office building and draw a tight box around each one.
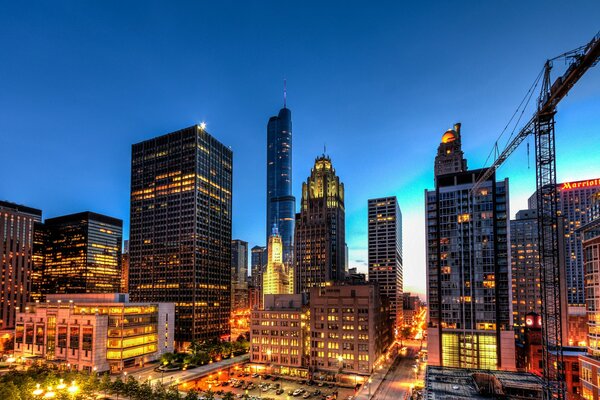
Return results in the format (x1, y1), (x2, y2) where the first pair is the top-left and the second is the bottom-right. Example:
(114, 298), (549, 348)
(267, 104), (296, 269)
(251, 245), (267, 289)
(309, 284), (392, 377)
(231, 240), (249, 310)
(426, 124), (515, 370)
(368, 196), (403, 331)
(511, 209), (541, 341)
(295, 155), (346, 294)
(13, 293), (174, 373)
(262, 228), (293, 301)
(42, 212), (123, 295)
(30, 221), (47, 302)
(528, 178), (600, 306)
(250, 294), (308, 377)
(129, 125), (233, 344)
(121, 240), (129, 294)
(0, 201), (42, 331)
(579, 214), (600, 400)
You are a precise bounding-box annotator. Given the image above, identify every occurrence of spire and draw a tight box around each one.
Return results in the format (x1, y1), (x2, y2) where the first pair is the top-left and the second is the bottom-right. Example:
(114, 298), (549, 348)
(283, 79), (287, 109)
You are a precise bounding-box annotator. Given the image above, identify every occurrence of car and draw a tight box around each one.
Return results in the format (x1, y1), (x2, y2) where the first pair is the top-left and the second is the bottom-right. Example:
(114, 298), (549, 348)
(236, 395), (244, 399)
(288, 390), (295, 396)
(313, 390), (321, 396)
(328, 384), (334, 389)
(262, 387), (270, 392)
(293, 389), (304, 397)
(221, 381), (229, 387)
(276, 389), (284, 395)
(317, 382), (324, 387)
(272, 376), (279, 381)
(302, 393), (311, 399)
(252, 373), (259, 378)
(300, 380), (306, 385)
(263, 375), (271, 380)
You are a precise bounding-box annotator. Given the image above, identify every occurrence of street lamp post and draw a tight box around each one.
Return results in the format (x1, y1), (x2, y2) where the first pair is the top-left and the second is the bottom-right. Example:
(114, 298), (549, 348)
(368, 377), (372, 397)
(337, 356), (344, 386)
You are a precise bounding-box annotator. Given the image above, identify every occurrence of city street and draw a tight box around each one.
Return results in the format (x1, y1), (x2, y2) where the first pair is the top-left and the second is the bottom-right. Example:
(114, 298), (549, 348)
(371, 346), (423, 400)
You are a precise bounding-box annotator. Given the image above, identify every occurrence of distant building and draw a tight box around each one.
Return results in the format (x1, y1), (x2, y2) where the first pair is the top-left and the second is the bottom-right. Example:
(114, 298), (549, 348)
(368, 196), (403, 331)
(251, 245), (267, 288)
(511, 209), (541, 342)
(121, 240), (129, 294)
(232, 240), (249, 310)
(42, 212), (123, 295)
(529, 178), (600, 306)
(295, 155), (345, 294)
(0, 201), (42, 331)
(250, 294), (308, 377)
(31, 221), (47, 303)
(262, 229), (293, 302)
(129, 125), (233, 345)
(402, 293), (422, 326)
(13, 293), (174, 373)
(309, 284), (392, 378)
(267, 105), (296, 271)
(426, 124), (515, 370)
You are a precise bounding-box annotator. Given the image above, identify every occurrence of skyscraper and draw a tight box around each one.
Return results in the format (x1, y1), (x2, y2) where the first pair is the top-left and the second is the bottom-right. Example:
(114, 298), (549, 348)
(510, 209), (541, 342)
(262, 228), (293, 302)
(250, 245), (267, 289)
(426, 124), (515, 370)
(295, 155), (345, 294)
(267, 104), (296, 270)
(368, 196), (403, 331)
(0, 201), (41, 331)
(129, 124), (233, 344)
(529, 178), (600, 306)
(42, 212), (122, 295)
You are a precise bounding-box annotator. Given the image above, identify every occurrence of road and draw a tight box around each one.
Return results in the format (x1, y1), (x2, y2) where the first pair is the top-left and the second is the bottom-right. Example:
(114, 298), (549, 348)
(371, 346), (422, 400)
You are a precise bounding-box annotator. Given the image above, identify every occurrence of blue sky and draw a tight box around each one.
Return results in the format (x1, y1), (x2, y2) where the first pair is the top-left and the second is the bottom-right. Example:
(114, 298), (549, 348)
(1, 2), (599, 296)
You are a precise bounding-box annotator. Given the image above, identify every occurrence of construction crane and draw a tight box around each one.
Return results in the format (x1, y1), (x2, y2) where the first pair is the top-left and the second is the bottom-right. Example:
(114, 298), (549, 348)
(471, 32), (600, 400)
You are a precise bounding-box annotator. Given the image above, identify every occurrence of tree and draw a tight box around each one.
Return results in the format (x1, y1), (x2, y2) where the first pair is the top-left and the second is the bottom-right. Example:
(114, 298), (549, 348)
(184, 390), (200, 400)
(166, 386), (182, 400)
(222, 391), (235, 400)
(112, 376), (126, 397)
(0, 381), (21, 400)
(160, 352), (176, 366)
(99, 373), (112, 393)
(124, 375), (140, 397)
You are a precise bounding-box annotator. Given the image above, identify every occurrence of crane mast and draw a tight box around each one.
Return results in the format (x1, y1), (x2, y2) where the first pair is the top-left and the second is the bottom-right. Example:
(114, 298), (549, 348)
(471, 32), (600, 400)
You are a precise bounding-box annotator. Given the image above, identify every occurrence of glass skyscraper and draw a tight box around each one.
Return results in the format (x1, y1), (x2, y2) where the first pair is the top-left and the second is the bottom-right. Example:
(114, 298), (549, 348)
(267, 106), (296, 269)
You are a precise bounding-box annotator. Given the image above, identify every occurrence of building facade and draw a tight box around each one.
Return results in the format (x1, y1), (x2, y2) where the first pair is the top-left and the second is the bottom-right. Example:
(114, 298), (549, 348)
(511, 209), (541, 342)
(529, 178), (600, 306)
(368, 196), (403, 331)
(231, 240), (249, 310)
(42, 212), (123, 295)
(295, 155), (345, 295)
(267, 106), (296, 270)
(426, 125), (515, 370)
(262, 229), (293, 302)
(13, 293), (174, 373)
(309, 284), (392, 377)
(129, 125), (233, 344)
(0, 201), (42, 331)
(579, 217), (600, 400)
(250, 294), (308, 377)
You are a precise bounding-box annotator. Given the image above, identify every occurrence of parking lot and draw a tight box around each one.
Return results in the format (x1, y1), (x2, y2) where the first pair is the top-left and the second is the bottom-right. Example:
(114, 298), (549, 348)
(179, 371), (357, 400)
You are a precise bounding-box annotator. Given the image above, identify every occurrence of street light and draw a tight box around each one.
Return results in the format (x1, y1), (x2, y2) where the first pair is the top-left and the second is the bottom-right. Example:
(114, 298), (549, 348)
(337, 356), (344, 385)
(368, 378), (372, 397)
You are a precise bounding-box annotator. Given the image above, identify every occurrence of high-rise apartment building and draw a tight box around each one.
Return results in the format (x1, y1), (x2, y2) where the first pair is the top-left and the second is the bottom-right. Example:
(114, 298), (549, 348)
(529, 178), (600, 306)
(295, 155), (345, 294)
(511, 209), (541, 342)
(0, 201), (42, 331)
(368, 196), (403, 331)
(42, 212), (122, 295)
(129, 125), (233, 344)
(426, 124), (515, 370)
(262, 229), (293, 301)
(267, 105), (296, 269)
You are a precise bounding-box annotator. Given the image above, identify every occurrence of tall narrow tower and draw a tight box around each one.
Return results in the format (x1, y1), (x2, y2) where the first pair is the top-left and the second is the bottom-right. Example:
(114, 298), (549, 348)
(434, 122), (467, 176)
(267, 99), (296, 270)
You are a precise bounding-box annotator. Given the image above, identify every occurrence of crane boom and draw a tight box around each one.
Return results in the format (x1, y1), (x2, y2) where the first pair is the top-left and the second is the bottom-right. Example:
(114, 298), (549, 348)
(472, 32), (600, 192)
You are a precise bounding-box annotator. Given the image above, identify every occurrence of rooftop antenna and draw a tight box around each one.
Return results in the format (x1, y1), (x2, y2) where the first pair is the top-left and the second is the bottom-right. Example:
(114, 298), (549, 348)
(324, 143), (327, 155)
(283, 79), (287, 108)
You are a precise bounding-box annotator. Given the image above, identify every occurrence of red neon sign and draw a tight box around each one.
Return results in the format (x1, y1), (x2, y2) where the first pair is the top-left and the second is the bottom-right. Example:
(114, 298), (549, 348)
(560, 178), (600, 191)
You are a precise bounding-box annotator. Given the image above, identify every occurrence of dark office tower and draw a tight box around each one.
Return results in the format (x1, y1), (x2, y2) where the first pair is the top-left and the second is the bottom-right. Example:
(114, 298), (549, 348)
(368, 196), (403, 332)
(43, 212), (122, 294)
(0, 201), (41, 330)
(129, 125), (233, 345)
(528, 178), (600, 306)
(295, 155), (345, 294)
(426, 126), (516, 371)
(267, 105), (296, 269)
(251, 246), (267, 289)
(434, 122), (467, 176)
(121, 240), (129, 293)
(231, 240), (248, 285)
(510, 209), (541, 342)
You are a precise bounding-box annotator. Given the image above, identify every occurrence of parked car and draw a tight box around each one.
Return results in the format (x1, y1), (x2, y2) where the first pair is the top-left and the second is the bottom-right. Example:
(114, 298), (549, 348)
(276, 389), (284, 395)
(252, 373), (259, 378)
(293, 389), (304, 397)
(302, 393), (311, 399)
(313, 390), (321, 396)
(317, 382), (324, 387)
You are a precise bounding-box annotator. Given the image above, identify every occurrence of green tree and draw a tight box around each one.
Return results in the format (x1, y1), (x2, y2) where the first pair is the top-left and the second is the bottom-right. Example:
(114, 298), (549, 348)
(222, 391), (235, 400)
(0, 381), (21, 400)
(160, 352), (176, 366)
(184, 390), (200, 400)
(112, 376), (126, 397)
(166, 386), (182, 400)
(124, 375), (140, 397)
